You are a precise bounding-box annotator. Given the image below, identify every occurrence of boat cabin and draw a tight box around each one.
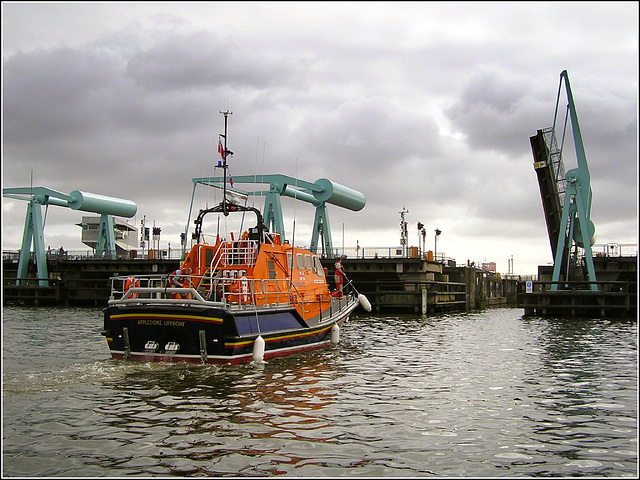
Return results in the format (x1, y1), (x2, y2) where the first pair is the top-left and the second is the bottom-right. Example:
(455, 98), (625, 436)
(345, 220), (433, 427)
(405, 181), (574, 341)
(179, 228), (331, 322)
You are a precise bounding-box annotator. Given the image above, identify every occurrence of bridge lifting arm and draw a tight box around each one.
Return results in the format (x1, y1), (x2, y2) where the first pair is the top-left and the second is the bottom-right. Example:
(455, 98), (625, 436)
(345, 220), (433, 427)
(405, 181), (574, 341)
(185, 174), (365, 259)
(3, 187), (137, 285)
(547, 71), (597, 291)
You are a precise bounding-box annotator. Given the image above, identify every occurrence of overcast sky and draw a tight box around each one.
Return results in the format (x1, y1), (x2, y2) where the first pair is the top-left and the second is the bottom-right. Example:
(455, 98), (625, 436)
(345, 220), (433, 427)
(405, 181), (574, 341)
(2, 2), (638, 275)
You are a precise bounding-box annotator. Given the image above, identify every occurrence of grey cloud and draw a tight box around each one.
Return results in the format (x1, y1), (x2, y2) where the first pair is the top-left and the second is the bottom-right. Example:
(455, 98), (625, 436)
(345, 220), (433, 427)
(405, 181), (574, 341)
(3, 47), (120, 142)
(123, 29), (308, 94)
(445, 69), (551, 157)
(2, 4), (636, 275)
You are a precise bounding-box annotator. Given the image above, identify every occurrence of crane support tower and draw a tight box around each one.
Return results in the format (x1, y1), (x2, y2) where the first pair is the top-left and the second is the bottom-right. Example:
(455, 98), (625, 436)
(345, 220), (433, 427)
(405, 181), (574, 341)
(185, 174), (366, 259)
(530, 70), (598, 291)
(3, 187), (137, 286)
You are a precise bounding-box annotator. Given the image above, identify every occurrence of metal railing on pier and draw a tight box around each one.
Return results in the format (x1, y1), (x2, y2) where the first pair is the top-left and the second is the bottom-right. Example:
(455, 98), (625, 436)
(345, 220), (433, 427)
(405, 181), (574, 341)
(591, 243), (638, 258)
(521, 279), (636, 294)
(2, 249), (183, 262)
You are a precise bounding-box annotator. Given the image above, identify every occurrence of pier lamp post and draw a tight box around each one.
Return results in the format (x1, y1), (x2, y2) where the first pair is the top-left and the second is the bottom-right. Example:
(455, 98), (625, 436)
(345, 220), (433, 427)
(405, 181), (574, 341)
(434, 228), (441, 260)
(417, 222), (424, 255)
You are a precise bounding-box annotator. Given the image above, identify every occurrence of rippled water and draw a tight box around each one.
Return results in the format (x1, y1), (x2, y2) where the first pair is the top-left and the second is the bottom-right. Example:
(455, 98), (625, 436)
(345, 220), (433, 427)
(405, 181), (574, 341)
(2, 306), (637, 477)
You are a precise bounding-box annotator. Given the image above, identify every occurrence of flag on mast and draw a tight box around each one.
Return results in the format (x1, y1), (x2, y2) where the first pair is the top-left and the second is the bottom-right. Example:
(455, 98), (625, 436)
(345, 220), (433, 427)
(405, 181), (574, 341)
(218, 136), (225, 161)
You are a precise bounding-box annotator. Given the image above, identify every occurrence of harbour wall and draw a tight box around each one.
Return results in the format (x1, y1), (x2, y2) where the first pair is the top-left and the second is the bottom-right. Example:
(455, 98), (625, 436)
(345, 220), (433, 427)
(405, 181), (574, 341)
(2, 255), (179, 307)
(330, 257), (519, 314)
(2, 253), (519, 313)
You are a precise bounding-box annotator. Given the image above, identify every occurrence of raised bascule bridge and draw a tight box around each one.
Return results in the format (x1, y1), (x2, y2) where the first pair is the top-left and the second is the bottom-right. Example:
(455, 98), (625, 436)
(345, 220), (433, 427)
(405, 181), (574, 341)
(518, 70), (636, 318)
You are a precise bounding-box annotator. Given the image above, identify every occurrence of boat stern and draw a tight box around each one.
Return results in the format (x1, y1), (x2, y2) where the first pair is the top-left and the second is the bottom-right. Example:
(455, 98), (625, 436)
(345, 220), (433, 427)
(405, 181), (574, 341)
(102, 305), (229, 363)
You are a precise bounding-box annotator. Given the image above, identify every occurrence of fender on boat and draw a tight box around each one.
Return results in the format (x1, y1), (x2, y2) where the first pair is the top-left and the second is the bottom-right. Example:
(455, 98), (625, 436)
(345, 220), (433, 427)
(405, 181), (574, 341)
(331, 323), (340, 345)
(253, 335), (265, 362)
(358, 294), (372, 312)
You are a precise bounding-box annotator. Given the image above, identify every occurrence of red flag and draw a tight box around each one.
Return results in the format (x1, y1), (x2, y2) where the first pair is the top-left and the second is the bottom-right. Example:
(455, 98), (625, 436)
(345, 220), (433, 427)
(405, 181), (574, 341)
(230, 176), (234, 188)
(218, 138), (225, 161)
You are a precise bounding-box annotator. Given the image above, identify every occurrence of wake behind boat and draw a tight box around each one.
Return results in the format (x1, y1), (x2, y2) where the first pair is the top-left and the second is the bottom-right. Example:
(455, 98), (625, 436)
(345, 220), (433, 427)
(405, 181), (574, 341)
(101, 112), (371, 364)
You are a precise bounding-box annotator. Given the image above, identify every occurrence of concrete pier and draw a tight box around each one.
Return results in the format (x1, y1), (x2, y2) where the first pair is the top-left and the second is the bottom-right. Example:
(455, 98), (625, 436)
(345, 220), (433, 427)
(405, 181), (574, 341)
(2, 254), (179, 306)
(517, 255), (637, 319)
(323, 257), (519, 314)
(7, 252), (633, 318)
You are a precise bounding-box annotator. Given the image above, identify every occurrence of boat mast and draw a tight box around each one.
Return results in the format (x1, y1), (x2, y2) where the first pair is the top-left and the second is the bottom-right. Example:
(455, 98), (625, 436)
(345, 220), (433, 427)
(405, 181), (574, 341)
(219, 110), (233, 216)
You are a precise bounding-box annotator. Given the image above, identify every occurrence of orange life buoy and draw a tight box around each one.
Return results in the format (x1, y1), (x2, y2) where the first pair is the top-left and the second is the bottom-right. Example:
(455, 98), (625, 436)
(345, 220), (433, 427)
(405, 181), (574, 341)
(226, 279), (240, 303)
(125, 276), (139, 298)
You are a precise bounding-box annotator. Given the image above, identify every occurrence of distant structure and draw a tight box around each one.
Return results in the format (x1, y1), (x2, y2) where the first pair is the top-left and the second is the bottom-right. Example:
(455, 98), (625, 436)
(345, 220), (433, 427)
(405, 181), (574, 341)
(76, 216), (137, 255)
(481, 262), (496, 273)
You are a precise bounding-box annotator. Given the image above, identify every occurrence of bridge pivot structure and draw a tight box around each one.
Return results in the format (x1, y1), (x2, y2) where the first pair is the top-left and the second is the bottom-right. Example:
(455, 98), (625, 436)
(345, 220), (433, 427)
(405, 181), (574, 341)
(185, 174), (366, 259)
(3, 187), (137, 286)
(530, 70), (598, 291)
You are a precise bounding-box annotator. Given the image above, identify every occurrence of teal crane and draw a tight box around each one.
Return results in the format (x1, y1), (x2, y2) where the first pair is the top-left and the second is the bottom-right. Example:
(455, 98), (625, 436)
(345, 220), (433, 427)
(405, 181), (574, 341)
(3, 187), (137, 286)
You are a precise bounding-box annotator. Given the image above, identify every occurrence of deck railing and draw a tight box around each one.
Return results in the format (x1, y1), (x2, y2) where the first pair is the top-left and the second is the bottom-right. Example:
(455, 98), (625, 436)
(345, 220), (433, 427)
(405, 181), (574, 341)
(108, 273), (356, 314)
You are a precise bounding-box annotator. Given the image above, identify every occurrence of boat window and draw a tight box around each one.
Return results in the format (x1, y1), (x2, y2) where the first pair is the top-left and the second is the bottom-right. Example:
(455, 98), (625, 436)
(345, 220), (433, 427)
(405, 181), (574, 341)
(268, 260), (276, 280)
(304, 254), (312, 270)
(296, 253), (304, 269)
(204, 247), (214, 268)
(313, 256), (325, 277)
(287, 252), (293, 270)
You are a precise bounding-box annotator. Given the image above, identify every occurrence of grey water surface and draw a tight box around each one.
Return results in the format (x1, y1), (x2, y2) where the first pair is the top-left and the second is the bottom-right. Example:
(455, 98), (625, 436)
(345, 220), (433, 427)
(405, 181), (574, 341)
(2, 306), (637, 477)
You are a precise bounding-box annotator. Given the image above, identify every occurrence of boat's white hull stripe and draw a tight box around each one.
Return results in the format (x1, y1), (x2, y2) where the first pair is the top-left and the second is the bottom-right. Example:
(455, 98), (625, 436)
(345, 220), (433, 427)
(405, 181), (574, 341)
(109, 339), (332, 363)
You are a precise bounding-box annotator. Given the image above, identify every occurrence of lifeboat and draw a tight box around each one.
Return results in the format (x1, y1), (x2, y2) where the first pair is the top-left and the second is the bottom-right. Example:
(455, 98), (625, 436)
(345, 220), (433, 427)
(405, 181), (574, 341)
(101, 116), (369, 364)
